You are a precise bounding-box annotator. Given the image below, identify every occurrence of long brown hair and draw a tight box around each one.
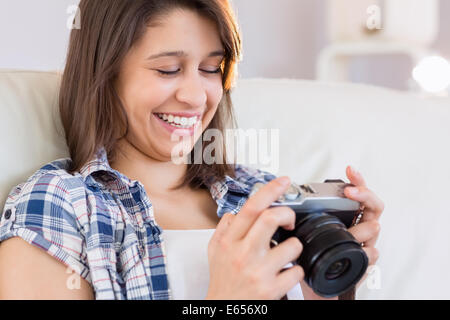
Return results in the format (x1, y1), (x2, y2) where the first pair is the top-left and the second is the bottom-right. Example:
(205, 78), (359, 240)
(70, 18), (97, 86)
(59, 0), (242, 190)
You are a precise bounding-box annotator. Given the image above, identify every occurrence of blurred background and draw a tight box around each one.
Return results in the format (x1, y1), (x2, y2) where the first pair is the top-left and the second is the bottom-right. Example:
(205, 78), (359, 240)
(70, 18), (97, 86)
(1, 0), (449, 95)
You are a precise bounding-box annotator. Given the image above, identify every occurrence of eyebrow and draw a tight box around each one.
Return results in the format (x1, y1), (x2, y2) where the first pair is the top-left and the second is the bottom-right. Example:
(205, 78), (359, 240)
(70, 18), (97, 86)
(147, 50), (225, 60)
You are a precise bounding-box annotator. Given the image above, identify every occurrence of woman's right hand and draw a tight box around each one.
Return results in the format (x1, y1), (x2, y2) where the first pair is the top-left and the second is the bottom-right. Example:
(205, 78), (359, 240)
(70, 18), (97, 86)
(206, 176), (304, 300)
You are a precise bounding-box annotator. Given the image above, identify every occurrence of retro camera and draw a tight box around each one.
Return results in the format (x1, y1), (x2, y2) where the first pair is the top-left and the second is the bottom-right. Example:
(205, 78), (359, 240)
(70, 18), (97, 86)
(250, 179), (368, 298)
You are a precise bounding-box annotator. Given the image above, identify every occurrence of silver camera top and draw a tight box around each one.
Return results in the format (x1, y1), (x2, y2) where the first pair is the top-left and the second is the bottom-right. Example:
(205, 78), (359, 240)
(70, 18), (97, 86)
(250, 180), (360, 213)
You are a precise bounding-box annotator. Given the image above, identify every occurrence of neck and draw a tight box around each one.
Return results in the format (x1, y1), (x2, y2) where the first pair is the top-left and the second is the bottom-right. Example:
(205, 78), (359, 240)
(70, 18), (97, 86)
(110, 139), (189, 196)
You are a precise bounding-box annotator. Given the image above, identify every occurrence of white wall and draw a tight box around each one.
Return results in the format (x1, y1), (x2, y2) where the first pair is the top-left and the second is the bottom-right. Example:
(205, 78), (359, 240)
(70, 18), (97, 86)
(231, 0), (327, 80)
(0, 0), (77, 71)
(0, 0), (449, 90)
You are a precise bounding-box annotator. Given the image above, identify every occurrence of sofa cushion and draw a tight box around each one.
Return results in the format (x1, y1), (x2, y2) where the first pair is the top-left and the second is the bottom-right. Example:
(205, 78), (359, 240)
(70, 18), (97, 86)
(0, 70), (69, 207)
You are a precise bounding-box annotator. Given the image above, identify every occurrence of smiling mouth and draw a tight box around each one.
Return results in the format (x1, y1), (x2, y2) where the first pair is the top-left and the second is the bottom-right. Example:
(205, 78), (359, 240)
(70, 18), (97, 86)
(154, 113), (201, 129)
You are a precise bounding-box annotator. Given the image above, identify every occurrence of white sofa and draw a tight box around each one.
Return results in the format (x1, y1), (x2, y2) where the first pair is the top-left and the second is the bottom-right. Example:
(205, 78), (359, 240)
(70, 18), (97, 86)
(1, 69), (449, 299)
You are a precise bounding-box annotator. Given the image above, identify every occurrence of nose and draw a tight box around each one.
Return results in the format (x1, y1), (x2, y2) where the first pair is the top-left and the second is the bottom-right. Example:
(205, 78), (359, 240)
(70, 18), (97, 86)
(175, 70), (208, 109)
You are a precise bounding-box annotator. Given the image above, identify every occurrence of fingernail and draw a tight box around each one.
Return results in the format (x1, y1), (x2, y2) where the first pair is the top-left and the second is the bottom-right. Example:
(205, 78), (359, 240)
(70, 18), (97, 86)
(350, 166), (359, 175)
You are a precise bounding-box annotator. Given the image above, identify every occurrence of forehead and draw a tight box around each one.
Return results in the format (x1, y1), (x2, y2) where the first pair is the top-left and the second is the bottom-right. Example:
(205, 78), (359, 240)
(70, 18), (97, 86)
(139, 9), (223, 56)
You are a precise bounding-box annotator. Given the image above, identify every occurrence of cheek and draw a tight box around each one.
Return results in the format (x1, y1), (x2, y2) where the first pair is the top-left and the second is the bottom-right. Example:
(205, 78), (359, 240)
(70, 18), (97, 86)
(210, 82), (224, 105)
(205, 84), (224, 118)
(126, 84), (170, 123)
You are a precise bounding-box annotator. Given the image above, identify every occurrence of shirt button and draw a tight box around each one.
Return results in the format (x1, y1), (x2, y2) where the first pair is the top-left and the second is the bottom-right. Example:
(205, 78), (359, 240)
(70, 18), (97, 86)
(139, 245), (147, 258)
(4, 209), (12, 220)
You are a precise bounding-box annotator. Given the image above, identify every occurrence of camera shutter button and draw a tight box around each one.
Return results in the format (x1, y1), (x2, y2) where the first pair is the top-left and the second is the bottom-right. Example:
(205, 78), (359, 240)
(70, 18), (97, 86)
(284, 183), (300, 200)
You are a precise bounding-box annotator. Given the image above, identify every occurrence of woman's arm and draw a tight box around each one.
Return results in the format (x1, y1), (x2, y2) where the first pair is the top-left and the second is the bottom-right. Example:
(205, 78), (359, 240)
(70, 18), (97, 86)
(0, 237), (94, 300)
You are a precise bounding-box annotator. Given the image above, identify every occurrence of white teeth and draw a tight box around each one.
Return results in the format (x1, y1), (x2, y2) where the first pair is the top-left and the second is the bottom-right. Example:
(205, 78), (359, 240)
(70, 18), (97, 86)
(156, 113), (199, 129)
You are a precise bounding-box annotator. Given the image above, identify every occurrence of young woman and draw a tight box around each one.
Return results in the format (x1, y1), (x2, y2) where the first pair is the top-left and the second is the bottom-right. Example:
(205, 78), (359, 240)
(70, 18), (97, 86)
(0, 0), (384, 300)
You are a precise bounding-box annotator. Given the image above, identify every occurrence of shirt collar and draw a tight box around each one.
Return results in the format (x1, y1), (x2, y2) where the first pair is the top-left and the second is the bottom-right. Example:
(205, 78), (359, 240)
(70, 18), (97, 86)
(79, 147), (136, 190)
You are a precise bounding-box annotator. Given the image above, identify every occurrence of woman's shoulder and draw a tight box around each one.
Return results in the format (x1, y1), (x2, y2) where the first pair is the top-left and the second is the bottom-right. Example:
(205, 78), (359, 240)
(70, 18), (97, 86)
(0, 157), (92, 285)
(5, 157), (85, 202)
(1, 157), (91, 223)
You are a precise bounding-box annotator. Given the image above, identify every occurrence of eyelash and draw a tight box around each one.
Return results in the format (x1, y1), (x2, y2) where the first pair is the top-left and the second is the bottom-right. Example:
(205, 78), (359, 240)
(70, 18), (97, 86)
(156, 68), (222, 76)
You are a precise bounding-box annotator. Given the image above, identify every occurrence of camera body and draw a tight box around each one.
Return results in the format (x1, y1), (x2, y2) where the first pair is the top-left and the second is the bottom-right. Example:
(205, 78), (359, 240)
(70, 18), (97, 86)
(250, 179), (368, 298)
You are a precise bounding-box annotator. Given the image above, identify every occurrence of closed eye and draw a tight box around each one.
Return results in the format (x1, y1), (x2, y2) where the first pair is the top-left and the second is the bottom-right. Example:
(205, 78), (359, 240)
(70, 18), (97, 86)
(156, 68), (222, 76)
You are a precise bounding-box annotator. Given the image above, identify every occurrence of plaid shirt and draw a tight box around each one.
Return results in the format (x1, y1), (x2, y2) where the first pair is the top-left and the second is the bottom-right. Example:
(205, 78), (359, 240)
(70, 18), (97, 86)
(0, 147), (277, 300)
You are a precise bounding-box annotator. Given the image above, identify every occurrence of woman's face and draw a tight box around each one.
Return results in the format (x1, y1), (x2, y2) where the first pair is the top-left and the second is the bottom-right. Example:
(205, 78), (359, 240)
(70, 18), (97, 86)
(115, 9), (225, 162)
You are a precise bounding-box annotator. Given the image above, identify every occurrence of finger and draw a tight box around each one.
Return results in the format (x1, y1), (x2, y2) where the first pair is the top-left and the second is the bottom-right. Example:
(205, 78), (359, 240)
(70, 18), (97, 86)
(212, 212), (235, 243)
(359, 209), (383, 225)
(363, 246), (380, 266)
(360, 220), (381, 248)
(344, 186), (384, 220)
(227, 176), (291, 240)
(363, 232), (380, 249)
(209, 213), (235, 257)
(346, 166), (367, 187)
(275, 265), (304, 299)
(266, 236), (303, 271)
(245, 207), (296, 251)
(348, 220), (380, 246)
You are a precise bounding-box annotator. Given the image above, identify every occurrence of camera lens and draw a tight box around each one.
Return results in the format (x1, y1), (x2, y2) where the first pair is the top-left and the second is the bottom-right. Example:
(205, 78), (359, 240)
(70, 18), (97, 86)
(325, 258), (351, 280)
(273, 212), (368, 298)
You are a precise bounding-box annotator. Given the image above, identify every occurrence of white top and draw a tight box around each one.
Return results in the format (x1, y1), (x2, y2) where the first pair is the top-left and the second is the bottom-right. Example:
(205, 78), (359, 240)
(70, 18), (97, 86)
(162, 229), (304, 300)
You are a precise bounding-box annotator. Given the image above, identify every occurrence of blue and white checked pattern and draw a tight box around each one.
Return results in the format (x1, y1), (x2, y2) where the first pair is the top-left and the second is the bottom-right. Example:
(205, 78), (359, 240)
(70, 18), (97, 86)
(0, 147), (277, 300)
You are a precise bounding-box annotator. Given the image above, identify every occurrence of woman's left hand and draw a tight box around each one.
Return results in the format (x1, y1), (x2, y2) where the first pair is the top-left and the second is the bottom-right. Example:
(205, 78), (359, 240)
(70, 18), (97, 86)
(344, 165), (384, 276)
(300, 165), (384, 299)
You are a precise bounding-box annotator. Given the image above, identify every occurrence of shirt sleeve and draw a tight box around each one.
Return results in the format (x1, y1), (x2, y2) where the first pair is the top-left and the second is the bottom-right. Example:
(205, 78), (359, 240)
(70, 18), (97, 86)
(0, 172), (91, 283)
